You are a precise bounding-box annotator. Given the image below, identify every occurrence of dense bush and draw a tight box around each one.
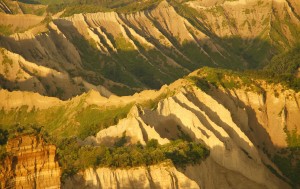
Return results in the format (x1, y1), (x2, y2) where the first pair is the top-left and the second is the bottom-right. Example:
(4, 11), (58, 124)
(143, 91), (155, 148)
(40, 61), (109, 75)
(104, 139), (209, 167)
(273, 149), (300, 187)
(57, 138), (209, 180)
(246, 70), (300, 92)
(0, 145), (6, 161)
(265, 44), (300, 75)
(0, 128), (8, 145)
(0, 128), (8, 162)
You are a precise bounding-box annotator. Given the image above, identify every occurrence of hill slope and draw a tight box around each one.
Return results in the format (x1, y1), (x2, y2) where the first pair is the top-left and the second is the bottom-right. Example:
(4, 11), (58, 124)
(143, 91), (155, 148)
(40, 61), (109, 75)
(0, 68), (299, 188)
(0, 0), (299, 98)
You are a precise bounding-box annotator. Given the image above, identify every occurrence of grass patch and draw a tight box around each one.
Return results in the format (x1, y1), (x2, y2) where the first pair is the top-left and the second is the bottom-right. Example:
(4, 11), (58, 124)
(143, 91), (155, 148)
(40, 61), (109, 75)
(0, 102), (133, 140)
(141, 91), (172, 110)
(76, 103), (133, 139)
(61, 5), (110, 17)
(188, 67), (299, 93)
(0, 24), (14, 36)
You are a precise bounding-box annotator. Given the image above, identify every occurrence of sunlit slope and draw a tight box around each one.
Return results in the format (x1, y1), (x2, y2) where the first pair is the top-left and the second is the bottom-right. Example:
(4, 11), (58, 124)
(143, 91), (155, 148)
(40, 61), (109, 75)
(0, 0), (299, 98)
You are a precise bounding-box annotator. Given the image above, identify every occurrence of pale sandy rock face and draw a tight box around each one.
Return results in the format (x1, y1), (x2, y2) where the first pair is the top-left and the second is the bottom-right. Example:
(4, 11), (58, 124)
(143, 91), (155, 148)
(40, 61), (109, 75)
(138, 88), (289, 189)
(0, 135), (61, 189)
(0, 48), (112, 100)
(189, 0), (272, 38)
(211, 86), (300, 148)
(0, 13), (44, 31)
(63, 163), (200, 189)
(148, 1), (195, 45)
(85, 105), (169, 146)
(0, 89), (62, 110)
(187, 0), (300, 45)
(74, 79), (298, 189)
(289, 0), (300, 16)
(183, 158), (268, 189)
(64, 81), (296, 189)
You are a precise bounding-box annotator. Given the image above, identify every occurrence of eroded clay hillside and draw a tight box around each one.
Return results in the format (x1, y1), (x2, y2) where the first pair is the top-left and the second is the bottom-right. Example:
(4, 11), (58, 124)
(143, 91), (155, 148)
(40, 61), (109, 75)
(0, 68), (299, 188)
(0, 0), (299, 98)
(0, 135), (61, 188)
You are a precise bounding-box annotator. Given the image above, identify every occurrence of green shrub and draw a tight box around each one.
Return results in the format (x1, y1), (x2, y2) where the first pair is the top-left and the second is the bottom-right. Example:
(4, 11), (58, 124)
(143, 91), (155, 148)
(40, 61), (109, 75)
(273, 153), (300, 187)
(286, 129), (300, 148)
(0, 24), (14, 36)
(188, 76), (211, 92)
(56, 138), (209, 179)
(0, 128), (8, 145)
(265, 44), (300, 76)
(114, 132), (127, 147)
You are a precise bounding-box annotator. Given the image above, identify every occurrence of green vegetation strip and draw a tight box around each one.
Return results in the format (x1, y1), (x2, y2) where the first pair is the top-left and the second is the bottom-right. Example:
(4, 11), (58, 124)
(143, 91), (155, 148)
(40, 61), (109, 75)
(272, 128), (300, 187)
(44, 0), (162, 16)
(188, 67), (300, 92)
(0, 103), (133, 140)
(58, 137), (209, 180)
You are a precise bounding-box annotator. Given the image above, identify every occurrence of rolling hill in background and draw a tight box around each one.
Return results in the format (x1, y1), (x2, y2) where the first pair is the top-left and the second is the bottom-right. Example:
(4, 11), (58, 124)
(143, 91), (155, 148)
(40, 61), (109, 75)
(0, 0), (299, 98)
